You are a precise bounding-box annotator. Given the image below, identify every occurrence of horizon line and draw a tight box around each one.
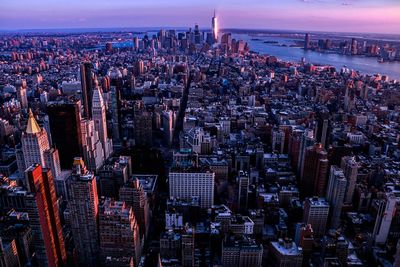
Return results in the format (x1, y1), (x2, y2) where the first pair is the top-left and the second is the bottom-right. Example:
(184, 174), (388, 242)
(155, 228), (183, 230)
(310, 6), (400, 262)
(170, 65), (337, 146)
(0, 26), (399, 37)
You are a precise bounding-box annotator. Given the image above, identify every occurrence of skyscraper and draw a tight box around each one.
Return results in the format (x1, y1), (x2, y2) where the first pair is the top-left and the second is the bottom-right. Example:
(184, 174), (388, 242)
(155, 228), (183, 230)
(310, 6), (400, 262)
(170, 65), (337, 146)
(92, 86), (112, 159)
(16, 79), (28, 110)
(351, 38), (358, 55)
(25, 165), (67, 267)
(108, 68), (123, 142)
(326, 166), (347, 229)
(272, 128), (285, 154)
(212, 10), (218, 43)
(294, 223), (314, 257)
(67, 158), (99, 266)
(181, 225), (195, 267)
(303, 197), (329, 237)
(80, 118), (104, 171)
(301, 143), (329, 197)
(169, 167), (215, 209)
(221, 33), (232, 52)
(44, 148), (62, 180)
(340, 156), (358, 204)
(238, 171), (249, 213)
(21, 110), (50, 173)
(99, 198), (141, 266)
(163, 110), (174, 146)
(372, 193), (396, 244)
(47, 100), (83, 169)
(80, 62), (94, 118)
(134, 110), (153, 147)
(133, 36), (139, 52)
(134, 60), (145, 76)
(119, 178), (150, 239)
(304, 33), (311, 50)
(297, 129), (315, 176)
(0, 238), (20, 267)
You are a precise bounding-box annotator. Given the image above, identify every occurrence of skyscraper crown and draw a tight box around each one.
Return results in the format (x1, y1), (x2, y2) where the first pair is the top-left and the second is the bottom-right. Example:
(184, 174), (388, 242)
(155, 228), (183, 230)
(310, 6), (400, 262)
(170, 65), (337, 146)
(26, 109), (41, 134)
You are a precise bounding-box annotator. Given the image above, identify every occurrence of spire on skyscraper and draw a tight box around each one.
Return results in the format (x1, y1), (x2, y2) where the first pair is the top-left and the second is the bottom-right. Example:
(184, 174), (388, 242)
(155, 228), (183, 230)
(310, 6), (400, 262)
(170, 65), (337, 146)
(26, 109), (41, 134)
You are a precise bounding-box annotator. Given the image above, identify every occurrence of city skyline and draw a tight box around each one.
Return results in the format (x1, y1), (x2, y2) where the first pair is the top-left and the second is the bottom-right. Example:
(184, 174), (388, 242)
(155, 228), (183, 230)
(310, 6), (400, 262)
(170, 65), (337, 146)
(1, 0), (400, 34)
(1, 1), (400, 266)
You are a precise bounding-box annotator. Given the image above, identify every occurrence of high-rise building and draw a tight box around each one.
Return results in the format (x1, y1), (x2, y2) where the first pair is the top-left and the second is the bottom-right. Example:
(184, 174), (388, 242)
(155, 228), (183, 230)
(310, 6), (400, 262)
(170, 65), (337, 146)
(99, 198), (141, 266)
(221, 33), (232, 52)
(272, 128), (285, 154)
(43, 148), (62, 180)
(133, 37), (139, 52)
(134, 111), (153, 147)
(108, 69), (123, 142)
(393, 240), (400, 267)
(16, 79), (28, 110)
(0, 220), (28, 267)
(212, 10), (218, 43)
(270, 239), (303, 267)
(303, 197), (329, 237)
(288, 129), (302, 171)
(181, 225), (195, 267)
(320, 234), (349, 266)
(238, 171), (249, 213)
(193, 24), (201, 44)
(47, 100), (83, 169)
(301, 143), (329, 197)
(297, 129), (315, 176)
(160, 230), (181, 260)
(119, 178), (150, 239)
(326, 166), (347, 229)
(315, 110), (330, 148)
(169, 167), (215, 209)
(340, 156), (358, 204)
(67, 158), (99, 266)
(294, 223), (314, 256)
(92, 86), (112, 159)
(80, 118), (104, 171)
(105, 42), (113, 52)
(20, 110), (50, 175)
(163, 110), (174, 146)
(372, 193), (396, 244)
(221, 236), (263, 267)
(304, 33), (311, 50)
(351, 38), (358, 55)
(98, 156), (131, 198)
(80, 62), (94, 118)
(134, 60), (145, 76)
(25, 165), (67, 267)
(0, 238), (20, 267)
(0, 118), (13, 145)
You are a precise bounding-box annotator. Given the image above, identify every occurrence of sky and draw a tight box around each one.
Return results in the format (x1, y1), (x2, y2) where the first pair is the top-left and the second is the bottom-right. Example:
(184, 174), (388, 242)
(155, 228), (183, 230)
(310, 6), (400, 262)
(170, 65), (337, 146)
(0, 0), (399, 34)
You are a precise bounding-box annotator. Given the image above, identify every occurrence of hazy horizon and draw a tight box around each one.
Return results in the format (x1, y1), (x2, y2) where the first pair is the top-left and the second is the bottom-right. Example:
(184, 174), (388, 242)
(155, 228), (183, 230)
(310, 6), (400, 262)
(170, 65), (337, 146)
(1, 27), (400, 38)
(1, 0), (400, 34)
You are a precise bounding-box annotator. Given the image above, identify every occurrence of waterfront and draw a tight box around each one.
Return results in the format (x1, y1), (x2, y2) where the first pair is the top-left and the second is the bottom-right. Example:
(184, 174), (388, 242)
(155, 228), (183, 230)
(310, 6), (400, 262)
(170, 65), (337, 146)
(234, 34), (400, 80)
(104, 30), (400, 80)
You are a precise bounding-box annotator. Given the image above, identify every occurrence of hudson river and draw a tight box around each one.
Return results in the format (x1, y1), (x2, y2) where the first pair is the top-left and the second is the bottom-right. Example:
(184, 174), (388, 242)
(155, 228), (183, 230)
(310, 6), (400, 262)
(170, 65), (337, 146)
(233, 34), (400, 80)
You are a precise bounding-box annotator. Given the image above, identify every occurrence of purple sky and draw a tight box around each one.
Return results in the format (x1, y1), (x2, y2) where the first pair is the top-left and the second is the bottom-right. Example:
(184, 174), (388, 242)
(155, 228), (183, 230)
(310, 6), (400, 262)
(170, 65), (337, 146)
(1, 0), (399, 33)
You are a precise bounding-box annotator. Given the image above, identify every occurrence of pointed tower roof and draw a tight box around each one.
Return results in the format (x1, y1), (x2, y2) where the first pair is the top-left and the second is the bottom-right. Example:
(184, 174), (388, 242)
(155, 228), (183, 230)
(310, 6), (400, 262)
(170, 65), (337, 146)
(26, 109), (41, 134)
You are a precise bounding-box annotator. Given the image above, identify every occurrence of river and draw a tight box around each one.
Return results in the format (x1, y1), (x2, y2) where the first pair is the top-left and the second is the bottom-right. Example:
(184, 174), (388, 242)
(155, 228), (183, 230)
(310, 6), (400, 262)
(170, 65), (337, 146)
(233, 34), (400, 80)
